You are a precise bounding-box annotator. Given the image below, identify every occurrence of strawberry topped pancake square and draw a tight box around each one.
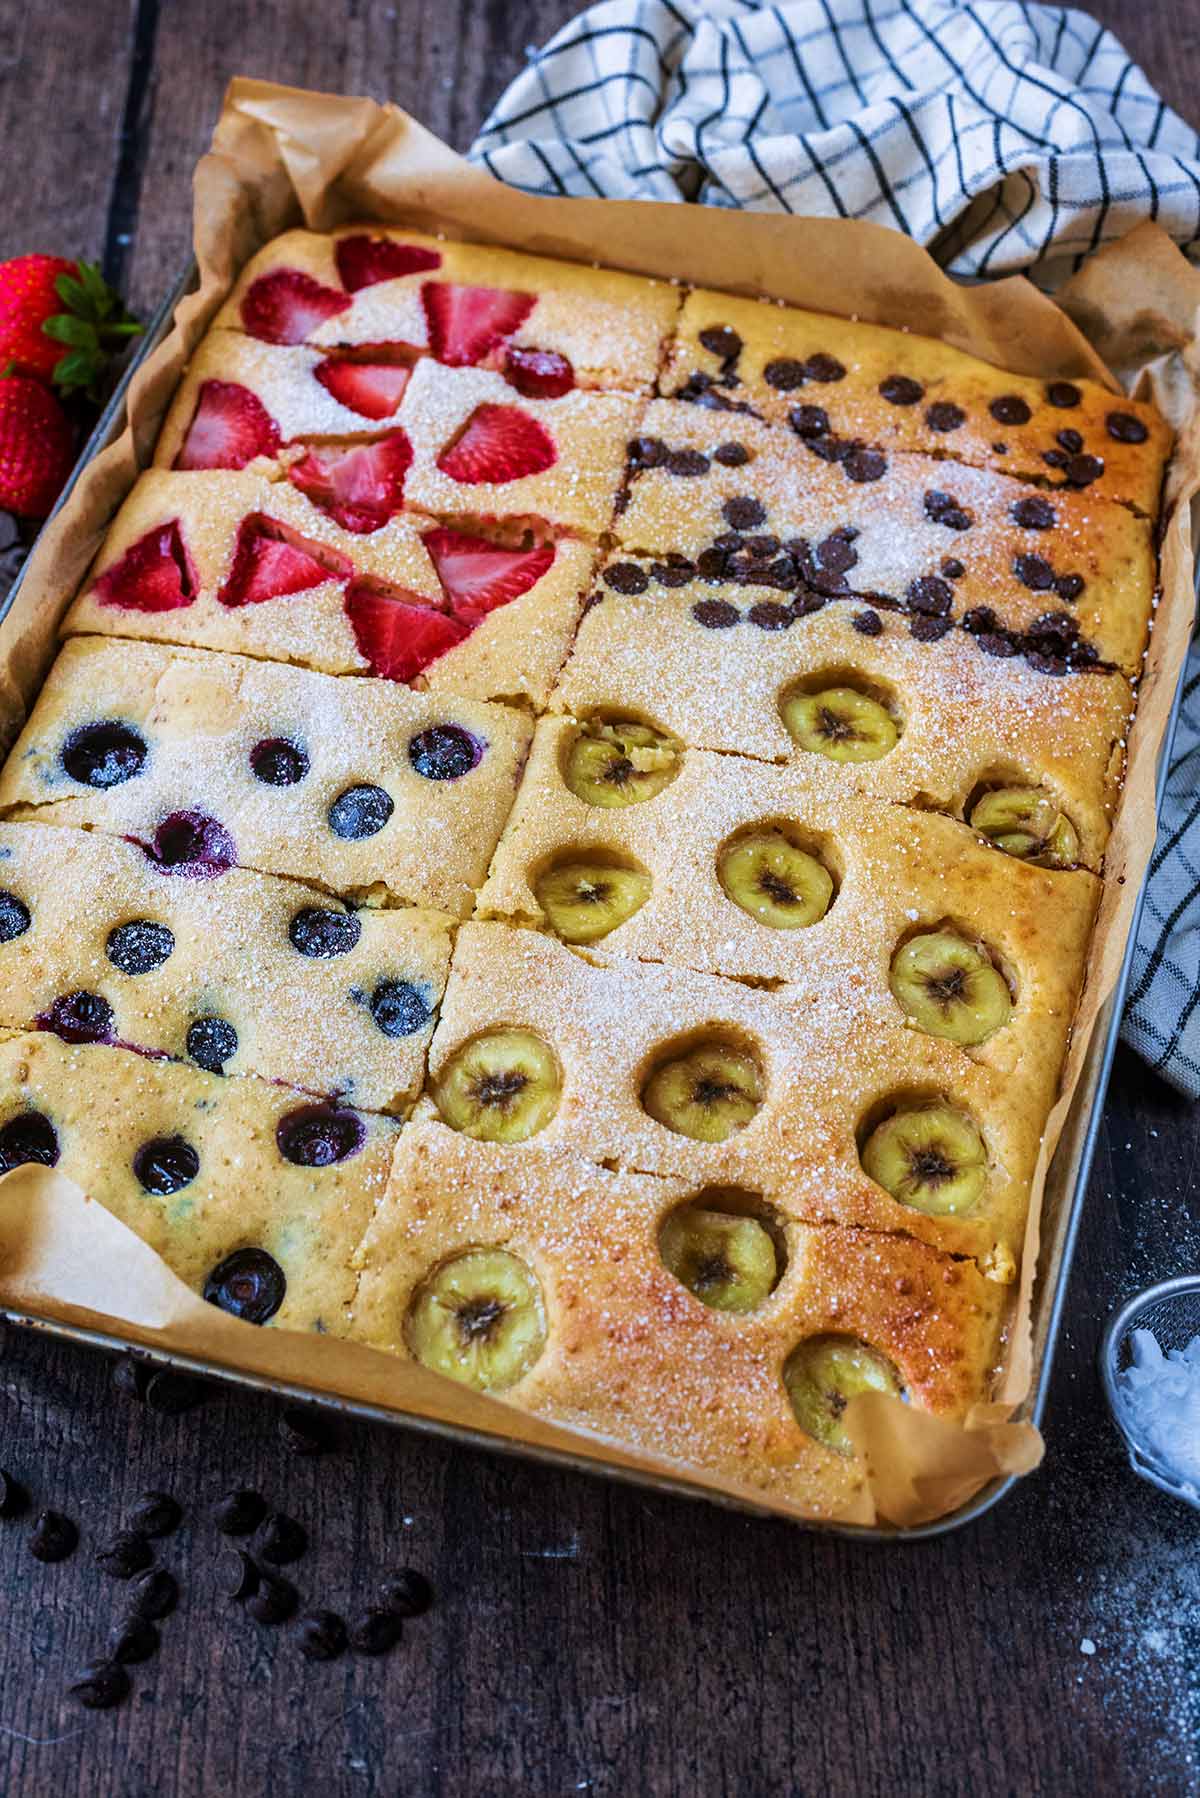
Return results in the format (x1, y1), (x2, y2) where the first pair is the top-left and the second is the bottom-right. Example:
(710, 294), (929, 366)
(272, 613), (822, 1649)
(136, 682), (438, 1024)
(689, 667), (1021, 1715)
(213, 226), (682, 392)
(63, 469), (595, 703)
(400, 360), (637, 537)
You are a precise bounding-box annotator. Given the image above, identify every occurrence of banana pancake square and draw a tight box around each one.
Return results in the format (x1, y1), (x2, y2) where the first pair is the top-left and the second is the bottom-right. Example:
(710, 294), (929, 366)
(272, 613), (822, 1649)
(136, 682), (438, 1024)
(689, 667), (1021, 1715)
(348, 1121), (1009, 1521)
(0, 637), (531, 918)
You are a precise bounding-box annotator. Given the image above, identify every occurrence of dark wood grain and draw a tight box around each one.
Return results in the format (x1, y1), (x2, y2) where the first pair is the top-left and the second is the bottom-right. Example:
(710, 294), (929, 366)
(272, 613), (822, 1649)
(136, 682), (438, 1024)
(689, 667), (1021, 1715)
(0, 4), (1198, 1795)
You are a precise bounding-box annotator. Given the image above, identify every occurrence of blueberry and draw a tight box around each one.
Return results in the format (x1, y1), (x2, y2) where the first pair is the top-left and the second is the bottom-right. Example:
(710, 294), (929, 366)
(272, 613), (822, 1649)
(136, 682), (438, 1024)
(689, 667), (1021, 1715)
(203, 1248), (286, 1326)
(408, 724), (482, 781)
(36, 990), (114, 1044)
(275, 1104), (366, 1167)
(0, 1111), (58, 1171)
(133, 1135), (199, 1196)
(250, 738), (309, 785)
(328, 783), (394, 840)
(289, 906), (361, 958)
(368, 979), (431, 1038)
(148, 811), (236, 879)
(61, 721), (147, 789)
(106, 919), (174, 975)
(0, 890), (30, 943)
(187, 1016), (238, 1073)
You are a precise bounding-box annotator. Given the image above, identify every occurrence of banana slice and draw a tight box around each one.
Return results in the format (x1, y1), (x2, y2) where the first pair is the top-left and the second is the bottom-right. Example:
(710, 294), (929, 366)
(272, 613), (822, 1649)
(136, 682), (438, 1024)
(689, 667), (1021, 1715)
(890, 929), (1012, 1045)
(564, 718), (682, 808)
(861, 1103), (987, 1215)
(658, 1205), (778, 1312)
(784, 1334), (904, 1455)
(781, 686), (898, 763)
(535, 857), (652, 944)
(642, 1041), (763, 1143)
(431, 1029), (561, 1143)
(717, 827), (833, 929)
(968, 786), (1080, 868)
(405, 1248), (546, 1391)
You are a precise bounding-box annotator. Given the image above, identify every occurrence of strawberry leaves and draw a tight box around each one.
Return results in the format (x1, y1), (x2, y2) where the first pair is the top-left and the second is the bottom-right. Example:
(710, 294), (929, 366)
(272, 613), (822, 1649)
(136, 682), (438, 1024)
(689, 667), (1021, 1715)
(42, 261), (143, 398)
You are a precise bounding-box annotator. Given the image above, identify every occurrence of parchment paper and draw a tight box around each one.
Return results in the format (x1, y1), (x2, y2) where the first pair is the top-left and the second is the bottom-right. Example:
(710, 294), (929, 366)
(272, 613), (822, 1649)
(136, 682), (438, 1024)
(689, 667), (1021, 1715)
(1, 78), (1198, 1530)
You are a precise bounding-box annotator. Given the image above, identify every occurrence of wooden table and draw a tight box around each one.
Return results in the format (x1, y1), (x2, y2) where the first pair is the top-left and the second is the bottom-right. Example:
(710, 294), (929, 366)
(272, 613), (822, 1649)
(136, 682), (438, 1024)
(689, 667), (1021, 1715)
(1, 4), (1197, 1793)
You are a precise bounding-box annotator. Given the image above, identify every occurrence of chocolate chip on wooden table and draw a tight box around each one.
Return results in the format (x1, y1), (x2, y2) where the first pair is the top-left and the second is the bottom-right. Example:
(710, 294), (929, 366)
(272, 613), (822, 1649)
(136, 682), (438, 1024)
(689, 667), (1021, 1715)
(107, 1618), (160, 1665)
(124, 1491), (182, 1538)
(295, 1610), (348, 1661)
(378, 1570), (434, 1617)
(247, 1573), (298, 1626)
(68, 1660), (130, 1710)
(124, 1566), (179, 1621)
(0, 1469), (28, 1519)
(212, 1488), (267, 1536)
(348, 1608), (404, 1656)
(222, 1549), (261, 1602)
(279, 1406), (339, 1457)
(29, 1509), (77, 1563)
(1047, 381), (1081, 408)
(95, 1529), (153, 1579)
(254, 1512), (307, 1566)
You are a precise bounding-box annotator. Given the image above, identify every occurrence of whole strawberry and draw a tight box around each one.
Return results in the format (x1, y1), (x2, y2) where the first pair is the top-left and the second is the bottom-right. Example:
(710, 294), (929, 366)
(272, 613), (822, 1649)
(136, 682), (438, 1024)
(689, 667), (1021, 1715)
(0, 254), (141, 395)
(0, 373), (75, 517)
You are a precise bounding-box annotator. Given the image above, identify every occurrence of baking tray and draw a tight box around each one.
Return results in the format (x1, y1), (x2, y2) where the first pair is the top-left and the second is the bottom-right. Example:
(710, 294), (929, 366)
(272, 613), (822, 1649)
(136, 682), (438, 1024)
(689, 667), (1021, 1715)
(0, 263), (1189, 1539)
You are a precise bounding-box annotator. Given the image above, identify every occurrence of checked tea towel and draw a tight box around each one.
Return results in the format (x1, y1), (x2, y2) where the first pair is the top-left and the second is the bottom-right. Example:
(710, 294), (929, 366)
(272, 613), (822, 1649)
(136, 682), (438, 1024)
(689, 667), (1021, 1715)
(472, 0), (1200, 1095)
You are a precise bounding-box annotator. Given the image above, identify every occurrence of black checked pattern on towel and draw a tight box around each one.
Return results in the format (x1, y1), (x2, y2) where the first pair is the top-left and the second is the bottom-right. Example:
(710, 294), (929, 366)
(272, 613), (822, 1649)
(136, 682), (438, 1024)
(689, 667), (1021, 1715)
(473, 0), (1200, 1097)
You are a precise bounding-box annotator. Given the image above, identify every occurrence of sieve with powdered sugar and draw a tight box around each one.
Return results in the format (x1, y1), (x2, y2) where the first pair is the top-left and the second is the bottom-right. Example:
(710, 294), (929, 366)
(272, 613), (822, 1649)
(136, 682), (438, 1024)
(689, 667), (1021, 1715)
(1101, 1276), (1200, 1514)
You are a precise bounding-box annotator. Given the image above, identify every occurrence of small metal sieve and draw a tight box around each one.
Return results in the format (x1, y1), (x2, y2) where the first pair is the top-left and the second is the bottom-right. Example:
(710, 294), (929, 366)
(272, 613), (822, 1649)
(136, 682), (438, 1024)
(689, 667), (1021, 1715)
(1100, 1273), (1200, 1513)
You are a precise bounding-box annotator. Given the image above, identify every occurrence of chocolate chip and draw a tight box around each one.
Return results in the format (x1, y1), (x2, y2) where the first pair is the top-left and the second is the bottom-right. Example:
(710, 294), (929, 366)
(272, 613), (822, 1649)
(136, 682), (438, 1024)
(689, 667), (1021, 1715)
(714, 532), (745, 553)
(990, 394), (1031, 425)
(907, 575), (953, 616)
(296, 1610), (348, 1661)
(816, 531), (858, 575)
(144, 1369), (208, 1415)
(1047, 381), (1081, 408)
(349, 1609), (403, 1656)
(1064, 452), (1104, 487)
(747, 602), (794, 631)
(695, 547), (730, 580)
(1013, 495), (1056, 530)
(247, 1573), (297, 1626)
(691, 599), (740, 629)
(962, 607), (998, 634)
(254, 1512), (307, 1566)
(852, 610), (883, 636)
(1055, 572), (1085, 602)
(713, 441), (751, 466)
(879, 374), (923, 405)
(111, 1354), (151, 1402)
(1025, 649), (1068, 676)
(1107, 410), (1148, 444)
(941, 558), (965, 580)
(910, 614), (954, 641)
(107, 1618), (160, 1665)
(764, 357), (807, 391)
(212, 1488), (267, 1536)
(699, 324), (742, 361)
(665, 448), (710, 477)
(790, 590), (827, 618)
(923, 490), (972, 530)
(756, 557), (801, 590)
(806, 433), (850, 464)
(804, 352), (845, 382)
(279, 1406), (339, 1457)
(1042, 448), (1068, 469)
(977, 631), (1019, 658)
(603, 561), (649, 595)
(124, 1566), (178, 1621)
(30, 1509), (76, 1562)
(992, 441), (1008, 454)
(649, 559), (695, 587)
(68, 1660), (129, 1710)
(722, 496), (766, 530)
(788, 404), (829, 440)
(843, 447), (885, 483)
(925, 401), (965, 432)
(223, 1549), (260, 1601)
(1056, 428), (1083, 454)
(0, 1470), (28, 1519)
(125, 1492), (181, 1538)
(1014, 553), (1056, 591)
(95, 1530), (153, 1579)
(378, 1569), (434, 1618)
(626, 435), (666, 469)
(746, 534), (780, 559)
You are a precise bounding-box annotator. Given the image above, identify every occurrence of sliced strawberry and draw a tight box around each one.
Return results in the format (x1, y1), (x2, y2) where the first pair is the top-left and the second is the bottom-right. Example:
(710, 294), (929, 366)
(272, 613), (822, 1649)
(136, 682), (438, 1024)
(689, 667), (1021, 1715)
(92, 520), (198, 613)
(173, 380), (283, 471)
(287, 431), (413, 534)
(344, 577), (471, 682)
(335, 235), (442, 293)
(436, 403), (557, 485)
(217, 514), (353, 608)
(421, 283), (535, 367)
(240, 269), (351, 345)
(313, 357), (411, 420)
(423, 527), (554, 623)
(503, 346), (575, 400)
